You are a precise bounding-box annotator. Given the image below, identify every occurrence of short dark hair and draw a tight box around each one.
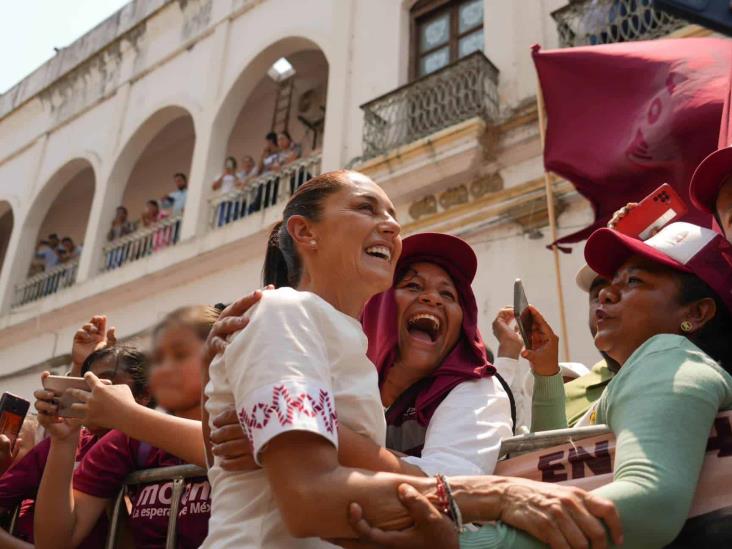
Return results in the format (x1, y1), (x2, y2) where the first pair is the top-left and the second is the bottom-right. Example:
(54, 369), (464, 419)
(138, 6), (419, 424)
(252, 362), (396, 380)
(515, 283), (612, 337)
(48, 233), (59, 240)
(62, 237), (73, 244)
(116, 206), (128, 215)
(81, 346), (150, 401)
(265, 131), (278, 145)
(147, 199), (159, 208)
(174, 172), (187, 182)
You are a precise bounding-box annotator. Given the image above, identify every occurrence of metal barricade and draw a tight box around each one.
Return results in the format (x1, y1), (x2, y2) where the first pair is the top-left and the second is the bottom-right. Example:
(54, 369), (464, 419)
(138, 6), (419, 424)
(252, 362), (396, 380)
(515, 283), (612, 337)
(499, 424), (611, 458)
(105, 464), (207, 549)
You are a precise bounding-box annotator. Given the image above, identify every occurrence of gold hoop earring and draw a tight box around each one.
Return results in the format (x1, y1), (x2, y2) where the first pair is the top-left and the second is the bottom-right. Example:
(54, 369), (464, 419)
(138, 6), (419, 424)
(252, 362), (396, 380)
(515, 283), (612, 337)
(680, 320), (693, 333)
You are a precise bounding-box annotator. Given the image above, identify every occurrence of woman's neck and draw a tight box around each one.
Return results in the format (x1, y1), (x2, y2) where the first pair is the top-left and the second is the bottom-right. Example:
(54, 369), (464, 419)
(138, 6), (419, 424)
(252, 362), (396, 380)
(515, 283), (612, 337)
(380, 360), (429, 408)
(297, 275), (370, 320)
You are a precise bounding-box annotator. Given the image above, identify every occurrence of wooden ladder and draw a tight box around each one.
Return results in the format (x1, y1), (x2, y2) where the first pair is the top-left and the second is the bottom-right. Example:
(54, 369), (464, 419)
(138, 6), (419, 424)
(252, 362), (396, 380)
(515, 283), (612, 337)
(271, 77), (294, 133)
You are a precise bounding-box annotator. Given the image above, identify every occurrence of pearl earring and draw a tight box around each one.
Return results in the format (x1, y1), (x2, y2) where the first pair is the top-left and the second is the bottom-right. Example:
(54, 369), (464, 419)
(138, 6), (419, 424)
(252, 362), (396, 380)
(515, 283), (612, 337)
(310, 240), (317, 248)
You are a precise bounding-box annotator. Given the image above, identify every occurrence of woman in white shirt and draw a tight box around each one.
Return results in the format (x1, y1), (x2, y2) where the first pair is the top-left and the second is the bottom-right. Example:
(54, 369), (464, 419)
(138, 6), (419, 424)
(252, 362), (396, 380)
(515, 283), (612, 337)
(212, 156), (240, 227)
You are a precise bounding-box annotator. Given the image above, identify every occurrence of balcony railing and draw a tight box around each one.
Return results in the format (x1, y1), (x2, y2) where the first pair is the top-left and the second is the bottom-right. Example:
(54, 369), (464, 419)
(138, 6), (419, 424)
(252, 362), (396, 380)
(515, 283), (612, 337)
(359, 51), (499, 161)
(12, 259), (79, 308)
(552, 0), (688, 48)
(102, 213), (183, 272)
(209, 153), (322, 230)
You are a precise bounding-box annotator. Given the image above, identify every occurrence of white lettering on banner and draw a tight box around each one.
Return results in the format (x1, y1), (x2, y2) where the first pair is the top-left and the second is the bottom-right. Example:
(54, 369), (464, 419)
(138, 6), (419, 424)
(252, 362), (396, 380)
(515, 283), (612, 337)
(157, 482), (174, 505)
(137, 484), (160, 506)
(189, 501), (211, 514)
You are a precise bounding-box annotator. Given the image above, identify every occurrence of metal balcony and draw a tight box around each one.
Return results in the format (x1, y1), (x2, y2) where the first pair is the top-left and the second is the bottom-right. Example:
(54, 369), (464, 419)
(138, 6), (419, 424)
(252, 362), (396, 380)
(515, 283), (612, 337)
(359, 52), (499, 160)
(552, 0), (688, 48)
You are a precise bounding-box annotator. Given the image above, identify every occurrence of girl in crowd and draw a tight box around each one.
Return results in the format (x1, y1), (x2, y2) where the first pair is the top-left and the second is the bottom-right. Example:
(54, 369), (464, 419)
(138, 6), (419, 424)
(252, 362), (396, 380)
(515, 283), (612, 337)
(34, 305), (218, 549)
(3, 338), (149, 548)
(201, 170), (622, 548)
(212, 156), (240, 226)
(350, 221), (732, 548)
(208, 232), (513, 477)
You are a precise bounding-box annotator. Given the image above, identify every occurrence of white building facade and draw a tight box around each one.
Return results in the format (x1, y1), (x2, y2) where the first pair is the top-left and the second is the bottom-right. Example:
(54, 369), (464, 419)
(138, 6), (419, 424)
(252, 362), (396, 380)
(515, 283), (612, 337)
(0, 0), (708, 397)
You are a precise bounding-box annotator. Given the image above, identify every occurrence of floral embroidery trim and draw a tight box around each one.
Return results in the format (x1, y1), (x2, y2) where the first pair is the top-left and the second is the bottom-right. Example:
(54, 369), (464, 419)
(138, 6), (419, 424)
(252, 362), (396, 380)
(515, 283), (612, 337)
(238, 385), (338, 444)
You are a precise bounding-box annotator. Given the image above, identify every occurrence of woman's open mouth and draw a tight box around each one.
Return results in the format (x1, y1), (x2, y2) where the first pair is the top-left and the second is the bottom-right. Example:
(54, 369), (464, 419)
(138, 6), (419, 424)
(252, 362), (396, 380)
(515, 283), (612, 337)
(406, 313), (441, 344)
(365, 245), (392, 262)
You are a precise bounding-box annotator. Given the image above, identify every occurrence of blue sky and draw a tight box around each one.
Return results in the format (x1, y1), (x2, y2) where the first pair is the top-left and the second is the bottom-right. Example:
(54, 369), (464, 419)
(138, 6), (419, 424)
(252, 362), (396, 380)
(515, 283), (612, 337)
(0, 0), (130, 93)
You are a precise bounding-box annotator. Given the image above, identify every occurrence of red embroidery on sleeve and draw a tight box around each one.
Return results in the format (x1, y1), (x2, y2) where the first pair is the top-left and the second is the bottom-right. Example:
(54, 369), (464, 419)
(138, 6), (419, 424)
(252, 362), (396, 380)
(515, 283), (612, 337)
(238, 385), (338, 441)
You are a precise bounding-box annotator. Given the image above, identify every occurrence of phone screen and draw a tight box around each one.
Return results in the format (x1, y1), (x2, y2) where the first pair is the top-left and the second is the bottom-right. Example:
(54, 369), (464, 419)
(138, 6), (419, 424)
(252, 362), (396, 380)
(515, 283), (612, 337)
(0, 393), (30, 446)
(513, 279), (533, 350)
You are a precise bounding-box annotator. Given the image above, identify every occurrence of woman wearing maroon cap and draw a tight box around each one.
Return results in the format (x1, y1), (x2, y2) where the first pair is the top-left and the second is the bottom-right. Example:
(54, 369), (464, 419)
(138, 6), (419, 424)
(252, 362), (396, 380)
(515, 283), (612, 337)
(351, 221), (732, 548)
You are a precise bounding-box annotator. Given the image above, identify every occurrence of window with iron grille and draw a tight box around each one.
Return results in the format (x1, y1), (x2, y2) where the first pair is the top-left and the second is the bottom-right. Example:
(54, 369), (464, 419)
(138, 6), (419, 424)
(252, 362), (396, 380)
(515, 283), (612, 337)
(411, 0), (485, 79)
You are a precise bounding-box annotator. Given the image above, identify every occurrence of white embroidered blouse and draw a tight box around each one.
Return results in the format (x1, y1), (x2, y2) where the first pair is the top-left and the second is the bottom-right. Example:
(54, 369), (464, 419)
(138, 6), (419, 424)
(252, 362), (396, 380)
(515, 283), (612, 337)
(202, 287), (386, 548)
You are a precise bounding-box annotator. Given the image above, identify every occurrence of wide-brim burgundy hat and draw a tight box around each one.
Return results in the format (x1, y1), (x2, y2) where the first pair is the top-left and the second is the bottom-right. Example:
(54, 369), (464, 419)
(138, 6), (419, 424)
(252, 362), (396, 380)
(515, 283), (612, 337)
(397, 232), (478, 284)
(689, 147), (732, 214)
(585, 222), (732, 315)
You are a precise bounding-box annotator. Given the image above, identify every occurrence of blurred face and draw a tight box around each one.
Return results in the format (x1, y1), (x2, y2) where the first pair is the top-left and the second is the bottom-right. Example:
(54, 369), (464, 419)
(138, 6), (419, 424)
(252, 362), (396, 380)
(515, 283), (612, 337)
(394, 262), (463, 374)
(49, 236), (59, 248)
(174, 175), (186, 190)
(594, 257), (688, 366)
(146, 203), (158, 216)
(277, 133), (291, 149)
(242, 157), (254, 171)
(304, 174), (401, 298)
(116, 208), (127, 221)
(63, 240), (73, 251)
(715, 177), (732, 241)
(150, 324), (202, 414)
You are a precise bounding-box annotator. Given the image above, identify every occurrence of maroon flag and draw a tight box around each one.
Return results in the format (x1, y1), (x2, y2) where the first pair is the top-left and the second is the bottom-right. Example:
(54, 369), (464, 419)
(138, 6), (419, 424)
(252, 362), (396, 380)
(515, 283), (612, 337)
(532, 38), (732, 247)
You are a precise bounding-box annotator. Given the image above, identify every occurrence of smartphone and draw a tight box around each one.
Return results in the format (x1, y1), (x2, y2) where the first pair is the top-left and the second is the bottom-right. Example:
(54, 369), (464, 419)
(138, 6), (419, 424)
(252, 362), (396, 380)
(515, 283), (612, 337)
(0, 393), (30, 447)
(513, 279), (533, 350)
(42, 376), (91, 418)
(614, 183), (688, 240)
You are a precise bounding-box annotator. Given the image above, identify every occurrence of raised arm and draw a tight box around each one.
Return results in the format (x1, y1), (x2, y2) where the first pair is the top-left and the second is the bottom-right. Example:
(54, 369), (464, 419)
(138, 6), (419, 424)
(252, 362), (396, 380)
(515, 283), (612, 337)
(33, 378), (108, 548)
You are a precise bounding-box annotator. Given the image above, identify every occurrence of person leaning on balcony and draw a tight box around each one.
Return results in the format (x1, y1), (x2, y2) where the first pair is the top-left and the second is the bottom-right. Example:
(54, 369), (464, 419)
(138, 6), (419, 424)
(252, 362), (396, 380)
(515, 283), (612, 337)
(492, 266), (618, 432)
(236, 154), (260, 189)
(166, 172), (188, 217)
(349, 222), (732, 548)
(58, 237), (82, 263)
(198, 170), (621, 548)
(212, 156), (240, 227)
(275, 130), (309, 194)
(251, 131), (282, 211)
(33, 305), (218, 549)
(107, 206), (134, 242)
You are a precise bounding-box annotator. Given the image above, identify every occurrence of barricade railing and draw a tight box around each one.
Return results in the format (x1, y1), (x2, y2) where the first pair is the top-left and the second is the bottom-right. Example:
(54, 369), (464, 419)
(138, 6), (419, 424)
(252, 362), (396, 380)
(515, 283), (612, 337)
(498, 424), (611, 458)
(12, 258), (79, 308)
(209, 153), (322, 230)
(101, 213), (183, 272)
(106, 464), (207, 549)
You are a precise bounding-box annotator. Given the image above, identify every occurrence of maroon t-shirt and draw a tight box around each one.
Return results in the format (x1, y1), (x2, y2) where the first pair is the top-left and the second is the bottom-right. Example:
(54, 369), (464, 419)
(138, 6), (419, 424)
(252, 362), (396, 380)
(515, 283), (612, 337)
(73, 429), (210, 549)
(0, 429), (107, 547)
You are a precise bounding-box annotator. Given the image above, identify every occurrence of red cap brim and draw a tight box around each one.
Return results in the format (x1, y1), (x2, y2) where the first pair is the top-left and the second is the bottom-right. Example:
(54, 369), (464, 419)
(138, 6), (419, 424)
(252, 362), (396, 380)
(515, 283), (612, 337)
(689, 147), (732, 214)
(398, 232), (478, 283)
(584, 228), (692, 280)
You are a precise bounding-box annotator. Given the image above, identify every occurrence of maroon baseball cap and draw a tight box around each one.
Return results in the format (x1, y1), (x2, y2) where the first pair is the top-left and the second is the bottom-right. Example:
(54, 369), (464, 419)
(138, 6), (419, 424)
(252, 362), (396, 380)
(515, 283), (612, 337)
(689, 146), (732, 214)
(397, 232), (478, 284)
(585, 222), (732, 314)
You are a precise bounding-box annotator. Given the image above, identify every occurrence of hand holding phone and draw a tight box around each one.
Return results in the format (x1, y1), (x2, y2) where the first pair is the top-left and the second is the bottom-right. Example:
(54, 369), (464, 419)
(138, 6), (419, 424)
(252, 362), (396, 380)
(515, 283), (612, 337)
(612, 183), (687, 240)
(513, 279), (533, 350)
(41, 375), (91, 418)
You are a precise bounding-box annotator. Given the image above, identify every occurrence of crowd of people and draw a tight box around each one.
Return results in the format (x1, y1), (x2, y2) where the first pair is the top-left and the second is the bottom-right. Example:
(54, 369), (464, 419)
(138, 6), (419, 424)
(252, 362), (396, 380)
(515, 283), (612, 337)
(29, 234), (83, 277)
(212, 131), (304, 227)
(1, 138), (732, 548)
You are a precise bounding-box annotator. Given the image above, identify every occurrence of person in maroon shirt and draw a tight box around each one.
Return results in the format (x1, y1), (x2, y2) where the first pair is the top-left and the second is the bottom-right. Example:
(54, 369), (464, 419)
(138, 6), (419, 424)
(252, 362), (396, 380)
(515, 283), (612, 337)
(0, 342), (149, 548)
(34, 305), (218, 549)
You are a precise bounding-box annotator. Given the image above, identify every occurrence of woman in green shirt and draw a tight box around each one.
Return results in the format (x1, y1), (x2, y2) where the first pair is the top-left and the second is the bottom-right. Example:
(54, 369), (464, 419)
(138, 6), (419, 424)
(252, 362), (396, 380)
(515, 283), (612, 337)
(345, 222), (732, 549)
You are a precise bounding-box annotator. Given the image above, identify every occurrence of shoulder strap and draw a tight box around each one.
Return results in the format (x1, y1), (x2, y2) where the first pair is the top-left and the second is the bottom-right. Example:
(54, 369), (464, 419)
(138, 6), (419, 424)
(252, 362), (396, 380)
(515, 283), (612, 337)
(494, 372), (517, 435)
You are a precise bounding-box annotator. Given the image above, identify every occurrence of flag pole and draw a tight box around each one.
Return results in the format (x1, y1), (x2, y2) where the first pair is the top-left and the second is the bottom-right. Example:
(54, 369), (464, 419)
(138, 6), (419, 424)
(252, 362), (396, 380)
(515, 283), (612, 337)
(536, 83), (571, 362)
